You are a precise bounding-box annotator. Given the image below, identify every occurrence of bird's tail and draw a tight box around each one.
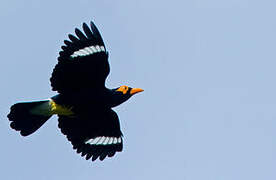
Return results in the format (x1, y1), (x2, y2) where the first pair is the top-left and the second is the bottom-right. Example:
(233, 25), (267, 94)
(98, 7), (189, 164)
(7, 100), (53, 136)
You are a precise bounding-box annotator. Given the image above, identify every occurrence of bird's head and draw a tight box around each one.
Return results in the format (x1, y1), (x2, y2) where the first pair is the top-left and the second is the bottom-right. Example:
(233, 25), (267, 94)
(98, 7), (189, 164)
(110, 85), (143, 107)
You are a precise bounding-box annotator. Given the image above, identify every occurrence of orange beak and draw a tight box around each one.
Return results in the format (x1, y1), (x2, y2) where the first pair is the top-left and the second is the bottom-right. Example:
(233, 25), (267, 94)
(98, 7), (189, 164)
(130, 88), (144, 95)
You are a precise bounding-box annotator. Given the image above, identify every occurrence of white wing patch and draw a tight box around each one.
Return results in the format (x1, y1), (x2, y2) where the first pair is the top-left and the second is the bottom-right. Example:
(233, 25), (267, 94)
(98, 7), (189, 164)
(71, 45), (105, 58)
(85, 136), (122, 146)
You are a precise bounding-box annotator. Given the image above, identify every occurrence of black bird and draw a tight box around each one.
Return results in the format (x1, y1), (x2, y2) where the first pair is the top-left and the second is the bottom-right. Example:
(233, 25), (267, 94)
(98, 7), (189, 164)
(7, 21), (143, 161)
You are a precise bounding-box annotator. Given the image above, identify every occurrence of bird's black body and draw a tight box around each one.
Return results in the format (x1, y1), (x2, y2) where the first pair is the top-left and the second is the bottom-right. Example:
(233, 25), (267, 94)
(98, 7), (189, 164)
(7, 21), (143, 161)
(51, 87), (132, 111)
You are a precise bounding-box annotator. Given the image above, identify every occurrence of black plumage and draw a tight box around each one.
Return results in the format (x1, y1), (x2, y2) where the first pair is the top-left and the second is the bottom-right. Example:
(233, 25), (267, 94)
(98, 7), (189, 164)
(7, 21), (143, 161)
(51, 22), (110, 93)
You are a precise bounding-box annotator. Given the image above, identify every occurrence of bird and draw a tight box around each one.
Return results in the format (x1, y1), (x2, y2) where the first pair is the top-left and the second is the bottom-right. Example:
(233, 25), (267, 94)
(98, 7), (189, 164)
(7, 21), (143, 161)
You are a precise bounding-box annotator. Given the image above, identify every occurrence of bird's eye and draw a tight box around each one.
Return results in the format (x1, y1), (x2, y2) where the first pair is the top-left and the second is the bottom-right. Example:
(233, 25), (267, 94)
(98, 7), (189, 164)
(116, 86), (128, 94)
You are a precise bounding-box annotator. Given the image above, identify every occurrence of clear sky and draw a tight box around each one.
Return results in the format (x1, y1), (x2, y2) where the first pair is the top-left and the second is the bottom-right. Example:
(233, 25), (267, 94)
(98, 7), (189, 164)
(1, 0), (276, 179)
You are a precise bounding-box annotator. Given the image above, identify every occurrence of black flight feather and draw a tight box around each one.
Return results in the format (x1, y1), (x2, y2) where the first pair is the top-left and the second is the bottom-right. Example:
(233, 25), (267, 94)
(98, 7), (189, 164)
(75, 28), (87, 41)
(83, 23), (93, 39)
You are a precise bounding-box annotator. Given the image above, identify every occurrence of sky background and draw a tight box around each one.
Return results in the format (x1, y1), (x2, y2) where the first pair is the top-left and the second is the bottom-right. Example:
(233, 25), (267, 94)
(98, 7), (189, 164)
(1, 0), (276, 179)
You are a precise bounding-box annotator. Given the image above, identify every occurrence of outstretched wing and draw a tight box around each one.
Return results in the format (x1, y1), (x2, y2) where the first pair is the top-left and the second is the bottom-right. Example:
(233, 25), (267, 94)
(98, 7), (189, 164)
(50, 21), (110, 93)
(58, 109), (123, 161)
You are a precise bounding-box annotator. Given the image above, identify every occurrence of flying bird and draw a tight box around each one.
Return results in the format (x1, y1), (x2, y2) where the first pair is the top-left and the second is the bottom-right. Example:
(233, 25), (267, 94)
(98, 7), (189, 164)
(7, 21), (143, 161)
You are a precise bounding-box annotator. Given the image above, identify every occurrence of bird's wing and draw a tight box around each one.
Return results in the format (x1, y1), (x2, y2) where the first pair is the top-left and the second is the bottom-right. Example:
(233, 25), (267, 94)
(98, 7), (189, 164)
(58, 109), (123, 161)
(50, 21), (110, 93)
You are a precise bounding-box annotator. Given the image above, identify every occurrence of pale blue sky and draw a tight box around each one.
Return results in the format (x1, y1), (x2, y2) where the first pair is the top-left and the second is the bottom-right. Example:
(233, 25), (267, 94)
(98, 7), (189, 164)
(1, 0), (276, 180)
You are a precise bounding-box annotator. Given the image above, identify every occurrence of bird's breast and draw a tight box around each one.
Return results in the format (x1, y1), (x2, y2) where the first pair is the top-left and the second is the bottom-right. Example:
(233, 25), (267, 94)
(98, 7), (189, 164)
(51, 92), (113, 113)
